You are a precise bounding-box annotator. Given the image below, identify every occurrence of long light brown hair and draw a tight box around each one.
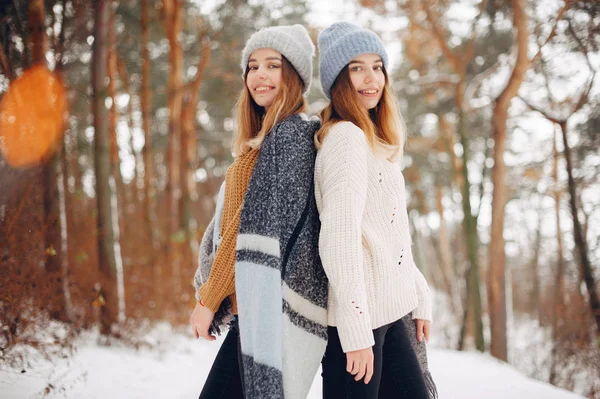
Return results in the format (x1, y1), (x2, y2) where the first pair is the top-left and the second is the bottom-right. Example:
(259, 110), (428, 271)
(233, 56), (307, 156)
(315, 66), (405, 161)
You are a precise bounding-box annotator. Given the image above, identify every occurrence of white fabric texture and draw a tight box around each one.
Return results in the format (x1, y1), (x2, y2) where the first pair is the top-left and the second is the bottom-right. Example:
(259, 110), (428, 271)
(315, 121), (433, 353)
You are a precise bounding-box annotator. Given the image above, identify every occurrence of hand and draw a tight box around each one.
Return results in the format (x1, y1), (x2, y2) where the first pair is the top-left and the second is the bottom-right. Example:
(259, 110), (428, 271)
(346, 347), (374, 384)
(415, 319), (431, 343)
(190, 301), (216, 341)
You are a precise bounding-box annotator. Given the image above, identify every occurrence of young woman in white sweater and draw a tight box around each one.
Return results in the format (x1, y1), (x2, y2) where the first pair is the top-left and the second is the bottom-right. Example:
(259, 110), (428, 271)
(315, 22), (433, 398)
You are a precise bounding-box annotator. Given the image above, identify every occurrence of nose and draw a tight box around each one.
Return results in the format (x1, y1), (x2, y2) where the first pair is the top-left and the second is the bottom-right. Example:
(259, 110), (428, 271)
(364, 69), (375, 84)
(256, 66), (267, 80)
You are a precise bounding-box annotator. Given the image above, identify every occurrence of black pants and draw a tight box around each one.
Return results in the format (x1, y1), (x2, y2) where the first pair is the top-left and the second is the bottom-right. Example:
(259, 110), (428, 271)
(199, 320), (245, 399)
(322, 318), (429, 399)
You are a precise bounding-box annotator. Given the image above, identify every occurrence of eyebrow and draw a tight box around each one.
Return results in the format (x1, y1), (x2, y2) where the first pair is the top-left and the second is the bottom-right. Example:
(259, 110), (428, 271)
(349, 58), (383, 65)
(248, 57), (283, 63)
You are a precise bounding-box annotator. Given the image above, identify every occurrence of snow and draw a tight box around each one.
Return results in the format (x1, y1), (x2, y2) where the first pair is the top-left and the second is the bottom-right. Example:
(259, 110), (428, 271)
(429, 349), (583, 399)
(0, 324), (584, 399)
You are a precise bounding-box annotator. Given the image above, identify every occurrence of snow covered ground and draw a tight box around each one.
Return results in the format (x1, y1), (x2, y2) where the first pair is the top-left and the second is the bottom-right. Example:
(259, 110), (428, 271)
(0, 324), (584, 399)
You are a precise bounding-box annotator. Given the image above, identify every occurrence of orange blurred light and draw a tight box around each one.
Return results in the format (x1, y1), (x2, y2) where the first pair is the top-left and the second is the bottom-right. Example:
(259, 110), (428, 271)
(0, 65), (67, 168)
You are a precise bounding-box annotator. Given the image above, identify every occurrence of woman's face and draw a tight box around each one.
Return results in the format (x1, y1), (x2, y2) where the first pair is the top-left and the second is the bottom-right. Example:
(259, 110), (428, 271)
(246, 48), (283, 111)
(347, 53), (385, 110)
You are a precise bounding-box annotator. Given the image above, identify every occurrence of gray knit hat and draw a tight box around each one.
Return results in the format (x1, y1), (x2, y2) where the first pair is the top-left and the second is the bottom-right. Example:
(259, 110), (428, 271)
(241, 24), (315, 94)
(318, 22), (389, 99)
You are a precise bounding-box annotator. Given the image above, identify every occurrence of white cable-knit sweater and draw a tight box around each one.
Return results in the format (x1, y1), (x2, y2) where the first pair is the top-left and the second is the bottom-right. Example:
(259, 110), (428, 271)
(315, 121), (433, 353)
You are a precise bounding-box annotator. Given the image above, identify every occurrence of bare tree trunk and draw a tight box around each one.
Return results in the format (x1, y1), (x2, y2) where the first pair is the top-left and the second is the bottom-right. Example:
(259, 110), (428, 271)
(29, 0), (69, 322)
(178, 36), (210, 287)
(164, 0), (184, 299)
(109, 175), (126, 323)
(43, 156), (64, 314)
(28, 0), (46, 66)
(140, 0), (160, 290)
(54, 0), (74, 323)
(457, 107), (485, 353)
(488, 105), (510, 361)
(550, 128), (565, 384)
(117, 58), (139, 207)
(56, 145), (73, 321)
(107, 4), (125, 220)
(106, 2), (126, 324)
(179, 105), (193, 282)
(518, 11), (596, 347)
(93, 0), (118, 335)
(410, 215), (435, 288)
(488, 0), (529, 361)
(436, 184), (458, 308)
(422, 1), (486, 351)
(439, 115), (463, 190)
(559, 121), (600, 342)
(140, 0), (161, 317)
(579, 191), (589, 245)
(529, 209), (542, 319)
(68, 134), (83, 194)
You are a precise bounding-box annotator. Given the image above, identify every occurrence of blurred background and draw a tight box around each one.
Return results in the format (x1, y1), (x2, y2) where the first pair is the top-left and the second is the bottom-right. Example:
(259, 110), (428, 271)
(0, 0), (598, 397)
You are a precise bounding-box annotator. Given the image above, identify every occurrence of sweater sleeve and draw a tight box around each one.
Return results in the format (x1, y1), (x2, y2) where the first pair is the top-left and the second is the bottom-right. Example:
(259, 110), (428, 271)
(194, 182), (226, 302)
(194, 216), (215, 302)
(198, 205), (243, 312)
(411, 262), (433, 322)
(317, 123), (374, 352)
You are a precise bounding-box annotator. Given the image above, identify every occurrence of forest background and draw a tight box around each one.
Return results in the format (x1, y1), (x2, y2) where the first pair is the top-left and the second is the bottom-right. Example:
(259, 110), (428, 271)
(0, 0), (599, 397)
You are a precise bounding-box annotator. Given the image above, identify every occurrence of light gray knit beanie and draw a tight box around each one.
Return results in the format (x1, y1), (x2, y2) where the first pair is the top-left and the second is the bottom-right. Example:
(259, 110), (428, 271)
(240, 24), (315, 94)
(318, 22), (389, 99)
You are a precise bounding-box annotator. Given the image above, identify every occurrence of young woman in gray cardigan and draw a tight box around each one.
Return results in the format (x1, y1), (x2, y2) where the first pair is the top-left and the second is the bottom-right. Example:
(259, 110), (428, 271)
(190, 25), (329, 399)
(314, 22), (437, 398)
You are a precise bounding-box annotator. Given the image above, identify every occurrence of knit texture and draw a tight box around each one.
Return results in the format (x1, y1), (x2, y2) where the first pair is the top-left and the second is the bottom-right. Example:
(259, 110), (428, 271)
(195, 113), (328, 398)
(194, 184), (235, 336)
(194, 116), (437, 398)
(318, 21), (389, 99)
(235, 113), (327, 399)
(198, 148), (260, 313)
(315, 121), (433, 353)
(195, 219), (438, 399)
(402, 314), (439, 398)
(241, 24), (315, 94)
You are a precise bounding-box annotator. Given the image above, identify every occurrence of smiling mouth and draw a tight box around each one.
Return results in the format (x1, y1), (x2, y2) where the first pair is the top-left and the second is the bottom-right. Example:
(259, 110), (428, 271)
(358, 89), (379, 96)
(255, 86), (275, 93)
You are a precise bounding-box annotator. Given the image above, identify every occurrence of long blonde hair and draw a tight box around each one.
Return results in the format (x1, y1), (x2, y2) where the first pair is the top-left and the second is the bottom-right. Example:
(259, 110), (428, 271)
(315, 66), (405, 161)
(233, 56), (307, 156)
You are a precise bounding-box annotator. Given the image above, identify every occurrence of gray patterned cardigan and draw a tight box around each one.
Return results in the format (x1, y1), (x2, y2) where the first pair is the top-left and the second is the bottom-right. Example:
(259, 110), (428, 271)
(194, 113), (437, 398)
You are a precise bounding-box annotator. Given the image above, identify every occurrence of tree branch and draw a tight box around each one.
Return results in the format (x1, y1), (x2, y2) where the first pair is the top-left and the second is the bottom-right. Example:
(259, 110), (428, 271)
(421, 0), (461, 74)
(540, 56), (556, 104)
(519, 66), (594, 124)
(463, 58), (502, 112)
(518, 95), (562, 124)
(570, 70), (595, 117)
(186, 36), (211, 95)
(401, 73), (459, 88)
(463, 0), (488, 66)
(496, 0), (530, 108)
(420, 0), (488, 110)
(476, 137), (490, 219)
(567, 17), (593, 70)
(531, 1), (571, 64)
